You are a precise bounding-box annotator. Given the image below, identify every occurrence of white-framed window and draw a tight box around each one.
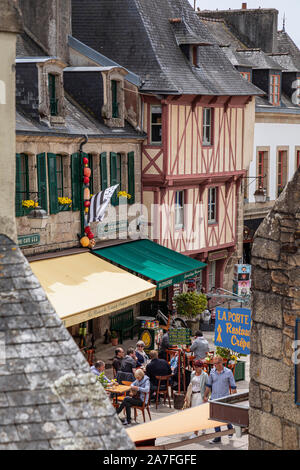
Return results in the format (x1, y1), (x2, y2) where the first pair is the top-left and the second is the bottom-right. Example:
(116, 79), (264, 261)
(208, 187), (217, 223)
(202, 108), (213, 146)
(175, 190), (184, 229)
(150, 105), (162, 144)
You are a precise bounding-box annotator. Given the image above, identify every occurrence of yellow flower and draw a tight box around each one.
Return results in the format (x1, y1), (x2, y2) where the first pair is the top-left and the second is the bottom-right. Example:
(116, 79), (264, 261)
(58, 197), (72, 205)
(22, 200), (36, 208)
(117, 191), (131, 199)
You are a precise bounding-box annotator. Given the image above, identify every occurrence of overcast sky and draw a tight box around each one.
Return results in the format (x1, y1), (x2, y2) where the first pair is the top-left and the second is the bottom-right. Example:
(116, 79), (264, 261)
(188, 0), (300, 48)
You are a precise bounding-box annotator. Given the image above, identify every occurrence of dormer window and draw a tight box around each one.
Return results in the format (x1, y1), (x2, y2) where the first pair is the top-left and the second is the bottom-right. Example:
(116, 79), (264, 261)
(240, 71), (251, 81)
(37, 58), (66, 125)
(48, 74), (58, 116)
(192, 46), (198, 66)
(111, 80), (119, 118)
(102, 67), (126, 128)
(269, 74), (281, 105)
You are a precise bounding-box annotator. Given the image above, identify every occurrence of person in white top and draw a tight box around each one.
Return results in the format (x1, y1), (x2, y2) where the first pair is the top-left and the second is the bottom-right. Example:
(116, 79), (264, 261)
(183, 359), (208, 439)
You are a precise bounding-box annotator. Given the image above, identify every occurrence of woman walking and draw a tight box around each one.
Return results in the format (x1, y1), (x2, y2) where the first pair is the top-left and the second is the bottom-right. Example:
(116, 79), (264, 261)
(183, 359), (208, 438)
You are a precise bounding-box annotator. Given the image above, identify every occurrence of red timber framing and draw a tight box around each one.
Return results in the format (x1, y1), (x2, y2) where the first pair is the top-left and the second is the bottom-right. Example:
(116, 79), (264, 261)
(141, 93), (252, 287)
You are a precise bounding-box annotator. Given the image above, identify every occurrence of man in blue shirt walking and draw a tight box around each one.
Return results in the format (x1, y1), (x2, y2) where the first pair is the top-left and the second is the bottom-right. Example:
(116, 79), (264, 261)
(204, 356), (237, 444)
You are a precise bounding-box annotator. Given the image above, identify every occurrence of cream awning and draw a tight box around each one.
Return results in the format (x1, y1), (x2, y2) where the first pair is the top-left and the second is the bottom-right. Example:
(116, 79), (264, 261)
(30, 253), (156, 327)
(126, 403), (226, 443)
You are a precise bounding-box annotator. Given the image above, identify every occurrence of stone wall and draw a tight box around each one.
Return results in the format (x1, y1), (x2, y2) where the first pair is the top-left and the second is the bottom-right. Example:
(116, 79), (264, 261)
(249, 167), (300, 450)
(16, 136), (143, 256)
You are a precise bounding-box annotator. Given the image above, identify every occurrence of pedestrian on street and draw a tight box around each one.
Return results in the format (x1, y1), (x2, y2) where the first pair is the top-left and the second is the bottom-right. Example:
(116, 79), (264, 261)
(183, 359), (208, 439)
(203, 356), (237, 444)
(190, 330), (209, 360)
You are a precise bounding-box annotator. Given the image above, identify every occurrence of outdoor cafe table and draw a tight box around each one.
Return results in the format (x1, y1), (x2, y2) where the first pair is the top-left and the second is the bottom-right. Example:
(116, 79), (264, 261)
(106, 384), (131, 407)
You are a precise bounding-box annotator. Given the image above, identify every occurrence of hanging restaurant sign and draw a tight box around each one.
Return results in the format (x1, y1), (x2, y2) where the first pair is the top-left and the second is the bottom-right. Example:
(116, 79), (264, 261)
(215, 307), (251, 355)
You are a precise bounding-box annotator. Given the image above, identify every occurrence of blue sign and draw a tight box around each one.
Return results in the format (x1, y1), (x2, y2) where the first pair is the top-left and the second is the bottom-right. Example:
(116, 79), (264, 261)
(215, 307), (251, 355)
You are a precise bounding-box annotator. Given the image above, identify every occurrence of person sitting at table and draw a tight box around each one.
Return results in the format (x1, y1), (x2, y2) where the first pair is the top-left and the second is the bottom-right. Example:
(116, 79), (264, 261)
(116, 369), (150, 426)
(190, 330), (209, 360)
(90, 360), (111, 384)
(145, 350), (171, 399)
(120, 347), (137, 375)
(112, 347), (125, 377)
(135, 340), (149, 367)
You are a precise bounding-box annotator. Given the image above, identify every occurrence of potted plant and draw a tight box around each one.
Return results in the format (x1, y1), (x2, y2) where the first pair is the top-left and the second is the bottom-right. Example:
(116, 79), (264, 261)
(174, 291), (207, 335)
(110, 330), (118, 346)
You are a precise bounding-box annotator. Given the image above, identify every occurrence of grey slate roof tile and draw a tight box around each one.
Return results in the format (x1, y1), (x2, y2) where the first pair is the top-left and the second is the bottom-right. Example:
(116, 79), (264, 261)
(0, 425), (20, 443)
(71, 0), (261, 96)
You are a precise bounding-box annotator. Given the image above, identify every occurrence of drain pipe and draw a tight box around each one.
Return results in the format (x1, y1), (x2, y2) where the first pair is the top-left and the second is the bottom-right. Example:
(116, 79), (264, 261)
(79, 134), (88, 237)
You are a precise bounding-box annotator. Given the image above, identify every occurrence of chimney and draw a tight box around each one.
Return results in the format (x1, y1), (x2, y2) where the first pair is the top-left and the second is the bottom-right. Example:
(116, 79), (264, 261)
(242, 3), (247, 9)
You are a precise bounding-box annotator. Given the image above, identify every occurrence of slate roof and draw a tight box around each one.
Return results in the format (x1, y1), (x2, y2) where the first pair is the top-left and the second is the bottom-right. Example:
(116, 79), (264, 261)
(277, 30), (300, 71)
(71, 0), (262, 96)
(267, 53), (300, 72)
(0, 234), (134, 450)
(235, 49), (282, 70)
(16, 95), (143, 139)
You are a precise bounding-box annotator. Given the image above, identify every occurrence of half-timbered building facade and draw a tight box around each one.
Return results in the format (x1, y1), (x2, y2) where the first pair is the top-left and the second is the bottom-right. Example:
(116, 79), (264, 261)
(72, 0), (262, 291)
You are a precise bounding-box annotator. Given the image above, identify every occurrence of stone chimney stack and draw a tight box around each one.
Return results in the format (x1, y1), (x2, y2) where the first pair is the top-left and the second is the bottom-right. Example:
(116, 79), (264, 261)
(17, 0), (71, 62)
(198, 7), (279, 53)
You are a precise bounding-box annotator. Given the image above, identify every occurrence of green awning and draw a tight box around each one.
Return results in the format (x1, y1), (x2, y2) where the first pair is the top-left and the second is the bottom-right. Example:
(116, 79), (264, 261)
(93, 239), (206, 289)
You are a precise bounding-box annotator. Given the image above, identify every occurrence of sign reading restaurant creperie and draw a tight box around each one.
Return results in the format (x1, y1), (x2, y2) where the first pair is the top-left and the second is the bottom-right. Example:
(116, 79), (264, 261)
(215, 307), (251, 355)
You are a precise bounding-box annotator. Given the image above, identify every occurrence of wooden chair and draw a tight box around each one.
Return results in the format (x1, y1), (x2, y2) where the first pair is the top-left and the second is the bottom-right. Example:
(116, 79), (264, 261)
(155, 375), (172, 409)
(133, 392), (151, 423)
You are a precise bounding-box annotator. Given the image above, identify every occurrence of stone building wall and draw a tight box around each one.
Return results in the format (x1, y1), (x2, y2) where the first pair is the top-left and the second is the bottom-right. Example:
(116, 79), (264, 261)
(16, 136), (143, 256)
(249, 167), (300, 450)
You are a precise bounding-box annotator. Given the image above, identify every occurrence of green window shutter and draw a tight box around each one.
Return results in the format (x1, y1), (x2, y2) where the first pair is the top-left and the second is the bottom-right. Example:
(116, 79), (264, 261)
(127, 151), (135, 205)
(110, 152), (118, 206)
(111, 80), (118, 118)
(15, 153), (22, 217)
(100, 152), (108, 191)
(37, 152), (48, 212)
(71, 152), (81, 211)
(88, 154), (94, 194)
(47, 153), (58, 214)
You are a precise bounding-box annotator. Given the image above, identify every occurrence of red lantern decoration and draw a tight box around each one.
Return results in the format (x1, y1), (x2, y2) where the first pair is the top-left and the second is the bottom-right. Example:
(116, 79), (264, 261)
(83, 176), (90, 185)
(87, 232), (94, 239)
(84, 226), (91, 234)
(84, 167), (91, 178)
(84, 200), (90, 207)
(83, 157), (88, 165)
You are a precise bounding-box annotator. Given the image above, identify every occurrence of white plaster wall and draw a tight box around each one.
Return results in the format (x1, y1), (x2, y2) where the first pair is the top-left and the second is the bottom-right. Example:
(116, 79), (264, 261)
(249, 122), (300, 203)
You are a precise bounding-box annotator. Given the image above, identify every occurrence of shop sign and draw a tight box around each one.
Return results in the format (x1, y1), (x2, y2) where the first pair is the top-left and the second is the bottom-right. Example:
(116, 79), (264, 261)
(97, 220), (128, 236)
(215, 307), (251, 355)
(208, 250), (228, 262)
(18, 233), (40, 247)
(156, 268), (203, 290)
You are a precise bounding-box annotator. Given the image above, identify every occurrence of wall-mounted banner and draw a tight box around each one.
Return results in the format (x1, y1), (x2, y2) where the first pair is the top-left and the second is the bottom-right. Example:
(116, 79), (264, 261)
(215, 307), (251, 355)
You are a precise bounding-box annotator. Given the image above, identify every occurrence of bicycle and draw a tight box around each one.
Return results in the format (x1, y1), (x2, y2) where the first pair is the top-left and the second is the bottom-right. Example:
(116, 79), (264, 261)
(156, 309), (188, 330)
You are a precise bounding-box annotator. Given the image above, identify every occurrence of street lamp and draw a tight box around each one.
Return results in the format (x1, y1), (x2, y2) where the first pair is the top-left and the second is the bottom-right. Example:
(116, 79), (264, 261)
(244, 174), (267, 204)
